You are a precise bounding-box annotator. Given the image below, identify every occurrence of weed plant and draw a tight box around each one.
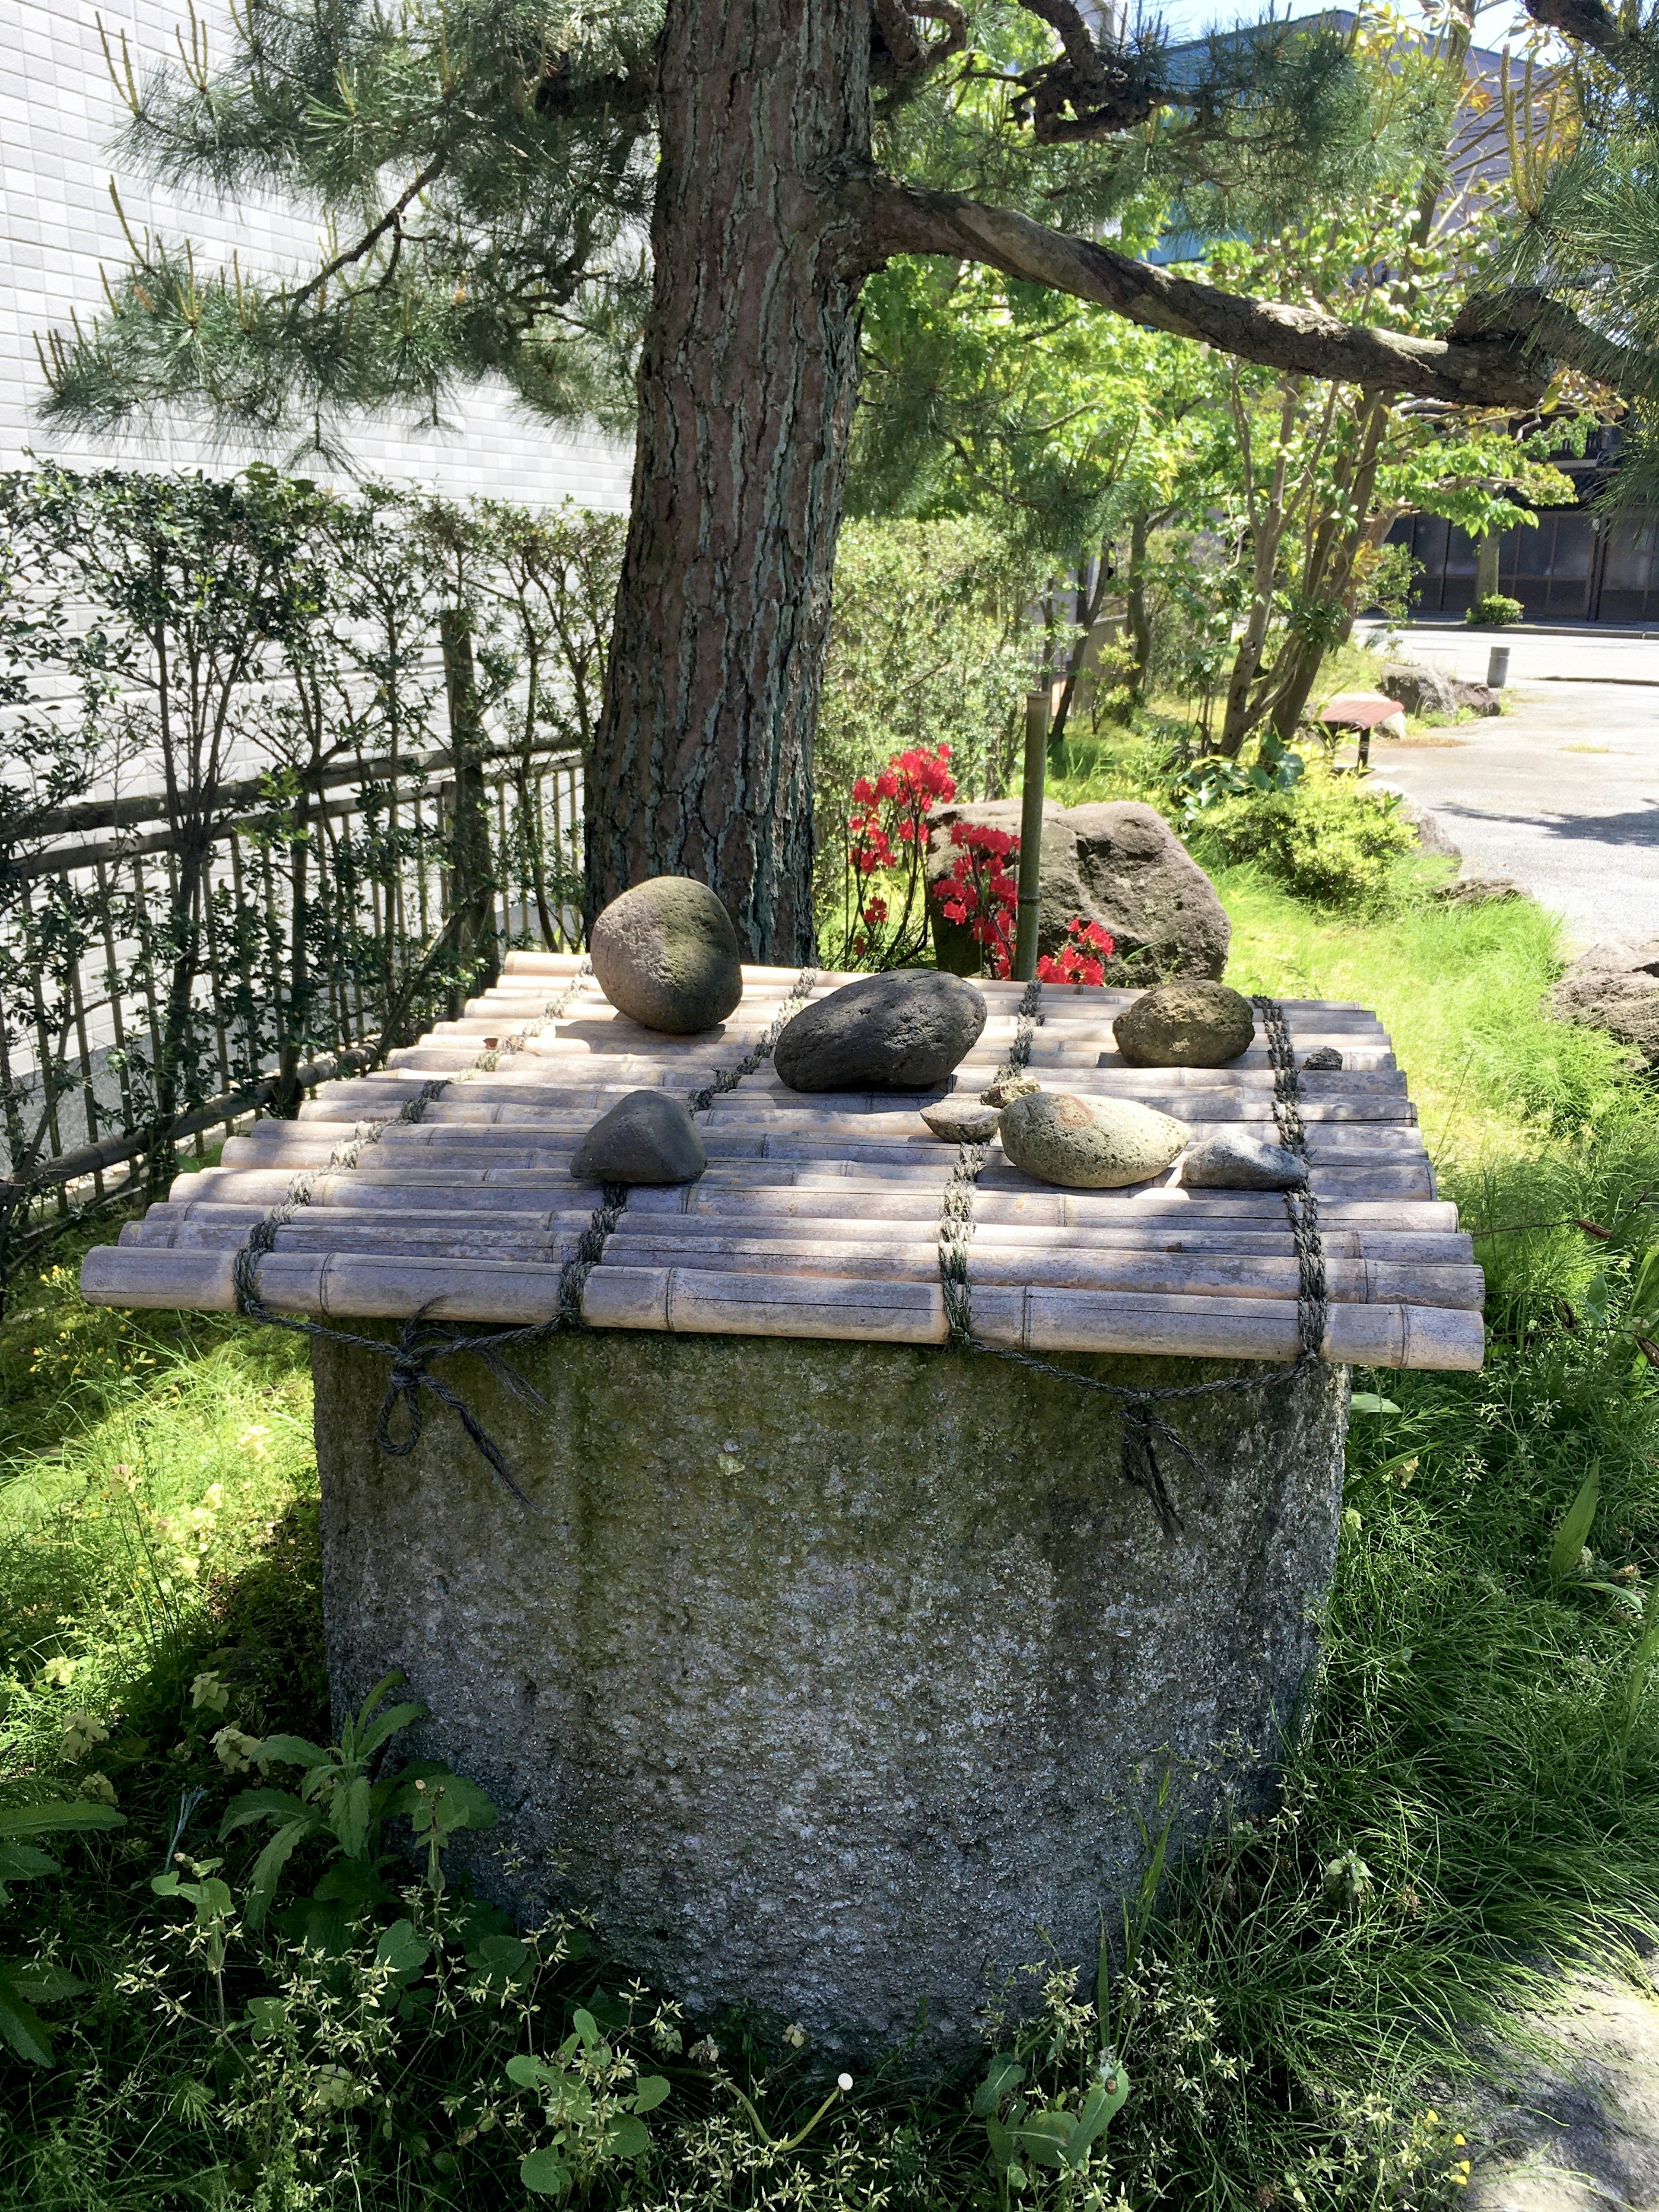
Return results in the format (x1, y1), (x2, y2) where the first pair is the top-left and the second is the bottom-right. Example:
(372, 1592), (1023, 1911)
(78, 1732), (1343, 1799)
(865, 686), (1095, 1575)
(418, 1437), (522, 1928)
(1, 878), (1656, 2209)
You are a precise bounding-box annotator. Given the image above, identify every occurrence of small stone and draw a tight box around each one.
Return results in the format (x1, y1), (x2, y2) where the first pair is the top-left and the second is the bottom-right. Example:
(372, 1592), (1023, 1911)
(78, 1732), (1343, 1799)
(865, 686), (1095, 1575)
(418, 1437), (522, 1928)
(1113, 981), (1256, 1068)
(1181, 1132), (1306, 1191)
(1302, 1046), (1343, 1072)
(1432, 873), (1531, 907)
(999, 1091), (1186, 1190)
(774, 971), (987, 1093)
(571, 1090), (707, 1185)
(980, 1071), (1040, 1108)
(920, 1097), (1000, 1144)
(590, 877), (743, 1035)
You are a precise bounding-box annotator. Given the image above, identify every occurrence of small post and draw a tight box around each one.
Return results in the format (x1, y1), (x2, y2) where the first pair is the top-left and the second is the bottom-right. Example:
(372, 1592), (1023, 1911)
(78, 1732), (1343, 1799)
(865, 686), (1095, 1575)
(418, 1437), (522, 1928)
(1014, 690), (1048, 982)
(1487, 645), (1510, 690)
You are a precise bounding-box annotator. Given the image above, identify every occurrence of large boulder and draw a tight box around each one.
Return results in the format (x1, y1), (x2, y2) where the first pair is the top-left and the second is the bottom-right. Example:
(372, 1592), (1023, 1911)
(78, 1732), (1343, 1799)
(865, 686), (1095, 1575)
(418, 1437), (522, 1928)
(927, 799), (1230, 981)
(1550, 937), (1659, 1070)
(1381, 661), (1458, 719)
(775, 970), (987, 1093)
(590, 877), (743, 1035)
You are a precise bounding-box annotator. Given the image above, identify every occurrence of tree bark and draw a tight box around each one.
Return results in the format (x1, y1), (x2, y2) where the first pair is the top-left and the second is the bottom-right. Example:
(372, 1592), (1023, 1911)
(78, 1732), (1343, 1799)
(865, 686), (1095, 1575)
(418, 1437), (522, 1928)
(588, 0), (873, 962)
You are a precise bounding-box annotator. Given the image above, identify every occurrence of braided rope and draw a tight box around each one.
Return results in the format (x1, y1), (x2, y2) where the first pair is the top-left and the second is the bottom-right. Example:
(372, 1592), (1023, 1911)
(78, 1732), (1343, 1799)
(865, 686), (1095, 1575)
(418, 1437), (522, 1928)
(230, 959), (610, 1501)
(934, 988), (1330, 1540)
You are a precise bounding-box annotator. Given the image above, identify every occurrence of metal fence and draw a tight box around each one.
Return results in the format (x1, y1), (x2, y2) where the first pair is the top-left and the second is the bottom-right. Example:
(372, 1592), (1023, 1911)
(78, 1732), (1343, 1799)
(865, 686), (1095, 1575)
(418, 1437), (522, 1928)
(1, 738), (582, 1240)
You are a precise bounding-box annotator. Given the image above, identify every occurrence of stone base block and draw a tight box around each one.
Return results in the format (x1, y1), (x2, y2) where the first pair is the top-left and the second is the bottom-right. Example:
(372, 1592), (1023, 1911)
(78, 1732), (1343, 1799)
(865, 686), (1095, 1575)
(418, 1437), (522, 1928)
(313, 1329), (1347, 2059)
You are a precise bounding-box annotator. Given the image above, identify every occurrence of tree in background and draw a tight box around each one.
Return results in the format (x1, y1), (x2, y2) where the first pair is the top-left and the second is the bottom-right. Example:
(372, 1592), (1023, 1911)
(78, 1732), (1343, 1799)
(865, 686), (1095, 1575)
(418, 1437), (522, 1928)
(39, 0), (1621, 960)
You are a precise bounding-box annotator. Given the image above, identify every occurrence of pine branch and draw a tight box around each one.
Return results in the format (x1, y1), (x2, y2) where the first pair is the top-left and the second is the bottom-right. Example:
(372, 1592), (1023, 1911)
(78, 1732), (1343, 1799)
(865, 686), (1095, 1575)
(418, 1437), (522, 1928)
(854, 176), (1565, 407)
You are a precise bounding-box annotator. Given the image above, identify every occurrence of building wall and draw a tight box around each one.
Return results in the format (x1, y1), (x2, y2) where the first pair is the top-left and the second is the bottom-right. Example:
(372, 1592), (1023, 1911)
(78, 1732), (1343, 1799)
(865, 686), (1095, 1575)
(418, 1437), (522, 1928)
(0, 0), (634, 507)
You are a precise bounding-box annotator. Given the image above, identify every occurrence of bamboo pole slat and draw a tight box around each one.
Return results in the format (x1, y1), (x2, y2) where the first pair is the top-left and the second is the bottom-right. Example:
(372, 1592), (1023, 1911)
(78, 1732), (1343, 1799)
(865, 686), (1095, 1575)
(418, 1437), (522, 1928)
(79, 965), (1483, 1373)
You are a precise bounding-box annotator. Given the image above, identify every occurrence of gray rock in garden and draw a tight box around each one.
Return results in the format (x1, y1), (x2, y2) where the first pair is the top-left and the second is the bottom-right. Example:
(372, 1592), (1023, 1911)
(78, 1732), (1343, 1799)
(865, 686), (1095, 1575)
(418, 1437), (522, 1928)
(774, 970), (987, 1093)
(1302, 1046), (1344, 1072)
(315, 1324), (1347, 2061)
(927, 799), (1230, 981)
(1387, 793), (1461, 861)
(980, 1071), (1041, 1107)
(1433, 873), (1532, 907)
(1181, 1131), (1306, 1191)
(1549, 935), (1659, 1071)
(999, 1090), (1187, 1189)
(589, 876), (743, 1035)
(1113, 980), (1256, 1068)
(920, 1096), (1001, 1143)
(1381, 660), (1458, 719)
(1450, 679), (1502, 717)
(570, 1089), (707, 1185)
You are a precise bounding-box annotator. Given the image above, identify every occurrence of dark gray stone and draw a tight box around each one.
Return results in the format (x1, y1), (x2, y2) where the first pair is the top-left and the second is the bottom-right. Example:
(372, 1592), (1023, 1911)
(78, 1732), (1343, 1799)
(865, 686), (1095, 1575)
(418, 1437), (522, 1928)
(1451, 679), (1502, 717)
(590, 877), (743, 1036)
(1388, 793), (1461, 861)
(1303, 1046), (1344, 1072)
(1550, 936), (1659, 1071)
(920, 1096), (1000, 1143)
(1381, 661), (1457, 719)
(928, 801), (1230, 982)
(1433, 873), (1532, 907)
(1114, 980), (1256, 1068)
(774, 971), (986, 1093)
(999, 1089), (1187, 1189)
(313, 1328), (1349, 2060)
(570, 1090), (706, 1185)
(1181, 1132), (1306, 1191)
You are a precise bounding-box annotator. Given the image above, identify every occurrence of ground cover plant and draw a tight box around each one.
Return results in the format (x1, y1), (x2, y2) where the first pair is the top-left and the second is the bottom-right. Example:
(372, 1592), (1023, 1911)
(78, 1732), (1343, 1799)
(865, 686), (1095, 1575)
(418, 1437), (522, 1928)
(2, 874), (1656, 2208)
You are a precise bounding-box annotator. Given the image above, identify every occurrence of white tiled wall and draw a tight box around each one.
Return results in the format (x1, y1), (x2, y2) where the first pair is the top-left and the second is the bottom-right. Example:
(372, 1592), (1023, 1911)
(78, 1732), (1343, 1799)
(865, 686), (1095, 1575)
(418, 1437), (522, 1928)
(0, 0), (635, 506)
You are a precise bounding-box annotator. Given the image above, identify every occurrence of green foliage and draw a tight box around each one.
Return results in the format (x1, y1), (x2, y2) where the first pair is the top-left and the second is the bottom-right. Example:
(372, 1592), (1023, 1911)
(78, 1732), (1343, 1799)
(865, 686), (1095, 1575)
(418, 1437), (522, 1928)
(1465, 592), (1525, 628)
(0, 1802), (125, 2064)
(1195, 772), (1418, 910)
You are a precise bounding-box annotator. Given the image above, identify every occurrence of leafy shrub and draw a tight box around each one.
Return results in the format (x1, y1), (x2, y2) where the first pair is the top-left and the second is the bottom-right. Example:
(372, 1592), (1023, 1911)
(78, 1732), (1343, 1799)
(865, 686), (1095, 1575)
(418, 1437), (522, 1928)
(1196, 772), (1417, 909)
(1465, 591), (1524, 628)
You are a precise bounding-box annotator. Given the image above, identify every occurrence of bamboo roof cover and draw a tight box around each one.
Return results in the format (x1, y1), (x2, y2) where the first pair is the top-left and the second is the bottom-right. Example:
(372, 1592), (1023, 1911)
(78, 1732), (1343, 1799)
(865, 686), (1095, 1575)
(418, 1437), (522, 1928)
(81, 952), (1484, 1372)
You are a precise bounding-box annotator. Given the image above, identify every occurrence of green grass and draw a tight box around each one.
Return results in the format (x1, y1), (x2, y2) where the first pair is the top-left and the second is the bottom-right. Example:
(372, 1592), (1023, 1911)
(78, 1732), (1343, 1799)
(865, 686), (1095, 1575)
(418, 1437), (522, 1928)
(1, 873), (1656, 2209)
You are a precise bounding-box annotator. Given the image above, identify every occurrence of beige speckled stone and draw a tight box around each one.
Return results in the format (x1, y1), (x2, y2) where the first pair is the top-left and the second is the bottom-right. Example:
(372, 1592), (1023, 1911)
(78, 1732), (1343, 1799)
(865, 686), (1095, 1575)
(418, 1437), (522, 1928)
(999, 1089), (1187, 1189)
(313, 1327), (1347, 2060)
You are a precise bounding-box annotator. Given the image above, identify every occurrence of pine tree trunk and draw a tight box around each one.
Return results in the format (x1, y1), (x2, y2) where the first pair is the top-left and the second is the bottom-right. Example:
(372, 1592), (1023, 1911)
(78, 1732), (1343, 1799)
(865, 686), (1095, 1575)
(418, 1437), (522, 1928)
(587, 0), (873, 963)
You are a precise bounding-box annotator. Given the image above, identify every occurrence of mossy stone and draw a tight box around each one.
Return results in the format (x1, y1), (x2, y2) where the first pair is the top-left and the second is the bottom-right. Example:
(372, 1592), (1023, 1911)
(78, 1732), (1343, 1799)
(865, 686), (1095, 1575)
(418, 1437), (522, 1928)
(999, 1090), (1187, 1189)
(590, 877), (743, 1035)
(1114, 981), (1256, 1068)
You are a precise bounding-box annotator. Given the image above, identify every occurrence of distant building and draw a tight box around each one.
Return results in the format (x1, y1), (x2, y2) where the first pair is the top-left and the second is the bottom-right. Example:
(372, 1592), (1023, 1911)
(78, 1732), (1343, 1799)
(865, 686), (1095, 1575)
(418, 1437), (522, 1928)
(0, 0), (632, 509)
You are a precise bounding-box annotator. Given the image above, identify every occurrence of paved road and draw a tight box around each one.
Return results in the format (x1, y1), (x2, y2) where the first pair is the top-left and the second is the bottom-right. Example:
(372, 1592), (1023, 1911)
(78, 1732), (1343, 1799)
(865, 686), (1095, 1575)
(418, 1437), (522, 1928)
(1355, 626), (1659, 943)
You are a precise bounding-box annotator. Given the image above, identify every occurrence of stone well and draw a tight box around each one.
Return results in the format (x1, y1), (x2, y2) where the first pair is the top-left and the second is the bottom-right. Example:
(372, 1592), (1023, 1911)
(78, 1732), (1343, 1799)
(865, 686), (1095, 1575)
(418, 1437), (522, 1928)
(315, 1325), (1348, 2058)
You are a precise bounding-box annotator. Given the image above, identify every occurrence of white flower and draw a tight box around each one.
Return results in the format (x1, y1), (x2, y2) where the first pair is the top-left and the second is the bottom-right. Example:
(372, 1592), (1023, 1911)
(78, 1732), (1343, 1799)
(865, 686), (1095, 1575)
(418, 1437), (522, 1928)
(212, 1726), (262, 1774)
(190, 1671), (229, 1713)
(61, 1710), (110, 1759)
(837, 2073), (853, 2093)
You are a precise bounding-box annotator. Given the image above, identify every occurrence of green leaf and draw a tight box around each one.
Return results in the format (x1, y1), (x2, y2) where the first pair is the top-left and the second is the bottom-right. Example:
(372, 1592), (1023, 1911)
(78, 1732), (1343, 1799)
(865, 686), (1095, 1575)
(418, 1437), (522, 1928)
(519, 2147), (571, 2197)
(1348, 1392), (1400, 1414)
(374, 1918), (430, 1983)
(467, 1932), (530, 1977)
(333, 1773), (374, 1859)
(0, 1843), (58, 1887)
(973, 2055), (1025, 2117)
(1014, 2110), (1070, 2169)
(0, 1968), (55, 2066)
(245, 1996), (289, 2037)
(251, 1734), (332, 1770)
(570, 2006), (601, 2047)
(605, 2113), (650, 2161)
(632, 2075), (671, 2114)
(355, 1703), (427, 1763)
(0, 1802), (126, 1841)
(218, 1787), (309, 1840)
(505, 2053), (554, 2090)
(245, 1818), (318, 1928)
(1548, 1463), (1600, 1581)
(6, 1963), (86, 2005)
(984, 2113), (1016, 2171)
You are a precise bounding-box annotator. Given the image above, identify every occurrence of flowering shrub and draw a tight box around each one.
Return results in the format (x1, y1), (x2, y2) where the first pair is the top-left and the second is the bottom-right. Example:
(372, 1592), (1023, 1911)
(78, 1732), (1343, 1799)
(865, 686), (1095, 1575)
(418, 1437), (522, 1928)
(934, 822), (1020, 978)
(1037, 918), (1116, 986)
(829, 741), (957, 967)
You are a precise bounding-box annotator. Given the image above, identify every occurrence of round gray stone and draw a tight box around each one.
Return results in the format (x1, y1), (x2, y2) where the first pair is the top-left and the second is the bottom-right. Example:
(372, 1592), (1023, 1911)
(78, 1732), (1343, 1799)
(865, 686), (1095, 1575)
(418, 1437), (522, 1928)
(999, 1090), (1186, 1189)
(312, 1327), (1348, 2061)
(590, 877), (743, 1036)
(1181, 1131), (1306, 1191)
(774, 971), (986, 1093)
(1114, 981), (1256, 1068)
(920, 1096), (1001, 1143)
(1302, 1046), (1344, 1072)
(570, 1089), (707, 1185)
